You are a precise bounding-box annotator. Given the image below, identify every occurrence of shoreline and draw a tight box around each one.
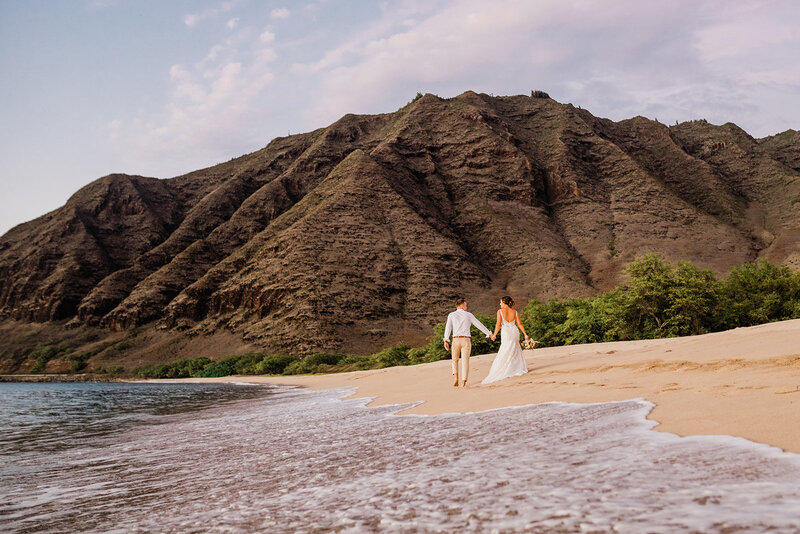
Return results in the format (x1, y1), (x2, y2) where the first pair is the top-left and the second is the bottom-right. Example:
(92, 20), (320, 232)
(0, 373), (123, 382)
(141, 319), (800, 454)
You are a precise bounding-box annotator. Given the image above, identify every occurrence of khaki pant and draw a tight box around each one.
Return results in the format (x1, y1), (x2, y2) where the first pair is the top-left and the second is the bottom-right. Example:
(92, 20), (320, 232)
(451, 338), (472, 382)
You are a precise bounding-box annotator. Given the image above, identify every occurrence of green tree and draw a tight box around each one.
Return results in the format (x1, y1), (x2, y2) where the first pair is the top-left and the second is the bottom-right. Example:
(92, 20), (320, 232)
(661, 261), (722, 336)
(618, 253), (676, 338)
(519, 299), (572, 346)
(561, 294), (628, 344)
(717, 259), (800, 328)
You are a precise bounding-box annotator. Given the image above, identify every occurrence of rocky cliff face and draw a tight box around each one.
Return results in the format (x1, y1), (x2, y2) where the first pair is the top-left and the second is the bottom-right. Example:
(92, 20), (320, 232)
(2, 92), (799, 354)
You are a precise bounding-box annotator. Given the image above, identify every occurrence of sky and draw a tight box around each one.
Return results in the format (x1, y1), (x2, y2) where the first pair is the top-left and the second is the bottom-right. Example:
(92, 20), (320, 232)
(1, 0), (799, 236)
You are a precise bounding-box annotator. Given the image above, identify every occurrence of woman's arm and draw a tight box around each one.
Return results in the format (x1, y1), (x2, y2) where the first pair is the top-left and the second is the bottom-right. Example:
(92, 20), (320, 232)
(516, 311), (529, 339)
(493, 310), (502, 337)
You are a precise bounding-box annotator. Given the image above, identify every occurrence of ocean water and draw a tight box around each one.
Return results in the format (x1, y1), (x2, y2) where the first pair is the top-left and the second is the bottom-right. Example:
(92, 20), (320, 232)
(1, 382), (800, 533)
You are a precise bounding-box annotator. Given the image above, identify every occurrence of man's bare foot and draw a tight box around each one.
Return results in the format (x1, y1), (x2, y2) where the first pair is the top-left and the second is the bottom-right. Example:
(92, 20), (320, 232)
(460, 381), (467, 388)
(453, 376), (459, 387)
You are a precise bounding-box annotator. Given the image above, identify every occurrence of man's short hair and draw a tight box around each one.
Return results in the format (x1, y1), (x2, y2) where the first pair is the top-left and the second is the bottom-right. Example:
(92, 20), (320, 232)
(455, 298), (466, 307)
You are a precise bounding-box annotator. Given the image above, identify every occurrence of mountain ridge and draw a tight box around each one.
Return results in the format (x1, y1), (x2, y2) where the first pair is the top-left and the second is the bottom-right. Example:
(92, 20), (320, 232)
(2, 91), (799, 356)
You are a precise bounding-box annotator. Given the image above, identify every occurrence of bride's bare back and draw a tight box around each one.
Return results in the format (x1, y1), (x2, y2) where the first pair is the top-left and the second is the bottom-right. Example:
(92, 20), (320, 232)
(494, 300), (528, 340)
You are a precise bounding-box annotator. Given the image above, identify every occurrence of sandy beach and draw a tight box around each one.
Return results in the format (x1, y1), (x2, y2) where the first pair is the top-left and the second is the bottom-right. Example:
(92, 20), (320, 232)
(159, 319), (800, 453)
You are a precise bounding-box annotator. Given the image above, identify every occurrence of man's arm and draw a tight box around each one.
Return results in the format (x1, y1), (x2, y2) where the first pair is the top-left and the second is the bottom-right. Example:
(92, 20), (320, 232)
(443, 314), (453, 342)
(469, 313), (493, 338)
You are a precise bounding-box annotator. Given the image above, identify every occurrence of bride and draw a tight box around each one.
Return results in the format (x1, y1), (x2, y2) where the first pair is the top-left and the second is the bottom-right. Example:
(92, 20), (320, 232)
(482, 296), (530, 385)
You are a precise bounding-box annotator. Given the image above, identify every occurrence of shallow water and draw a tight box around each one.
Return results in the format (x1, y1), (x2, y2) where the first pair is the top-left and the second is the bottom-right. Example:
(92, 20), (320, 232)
(1, 382), (799, 533)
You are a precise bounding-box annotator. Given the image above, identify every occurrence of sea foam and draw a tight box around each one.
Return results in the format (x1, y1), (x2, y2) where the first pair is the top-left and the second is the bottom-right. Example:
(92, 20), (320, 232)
(2, 383), (799, 533)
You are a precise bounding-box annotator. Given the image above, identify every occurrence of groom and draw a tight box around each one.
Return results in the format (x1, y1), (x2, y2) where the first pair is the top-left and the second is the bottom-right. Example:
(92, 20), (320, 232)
(443, 298), (495, 387)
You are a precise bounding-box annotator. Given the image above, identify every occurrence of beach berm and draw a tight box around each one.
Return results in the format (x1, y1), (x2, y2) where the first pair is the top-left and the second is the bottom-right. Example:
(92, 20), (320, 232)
(160, 319), (800, 453)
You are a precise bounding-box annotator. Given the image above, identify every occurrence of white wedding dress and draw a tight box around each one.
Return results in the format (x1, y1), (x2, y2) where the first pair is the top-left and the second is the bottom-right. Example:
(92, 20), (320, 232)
(481, 310), (528, 385)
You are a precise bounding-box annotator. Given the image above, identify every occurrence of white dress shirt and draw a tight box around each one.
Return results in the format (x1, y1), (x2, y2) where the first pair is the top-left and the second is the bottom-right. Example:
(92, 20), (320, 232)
(443, 308), (493, 341)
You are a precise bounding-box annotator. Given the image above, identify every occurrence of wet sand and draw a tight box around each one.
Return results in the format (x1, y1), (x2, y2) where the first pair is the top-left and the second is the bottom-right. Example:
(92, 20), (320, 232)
(156, 319), (800, 453)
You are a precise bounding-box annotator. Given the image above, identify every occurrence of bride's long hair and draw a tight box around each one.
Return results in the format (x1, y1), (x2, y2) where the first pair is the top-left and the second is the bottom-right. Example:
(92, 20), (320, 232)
(500, 296), (514, 308)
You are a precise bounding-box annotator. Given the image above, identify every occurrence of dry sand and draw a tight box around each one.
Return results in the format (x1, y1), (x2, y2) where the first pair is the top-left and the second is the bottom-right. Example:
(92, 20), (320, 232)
(158, 319), (800, 453)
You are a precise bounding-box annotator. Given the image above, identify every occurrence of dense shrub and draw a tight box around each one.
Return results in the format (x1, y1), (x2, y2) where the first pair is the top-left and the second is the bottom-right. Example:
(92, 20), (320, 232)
(469, 314), (502, 354)
(29, 343), (72, 373)
(405, 347), (429, 364)
(67, 345), (107, 373)
(134, 353), (299, 379)
(347, 356), (377, 371)
(68, 353), (90, 373)
(135, 357), (213, 379)
(519, 254), (800, 347)
(94, 365), (125, 375)
(114, 341), (133, 352)
(197, 360), (237, 378)
(255, 354), (297, 375)
(282, 353), (349, 375)
(227, 353), (268, 375)
(716, 259), (800, 329)
(373, 344), (412, 368)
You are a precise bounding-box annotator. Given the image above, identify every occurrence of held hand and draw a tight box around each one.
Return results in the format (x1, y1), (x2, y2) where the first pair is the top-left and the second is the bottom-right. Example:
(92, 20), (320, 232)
(524, 334), (529, 340)
(490, 334), (496, 341)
